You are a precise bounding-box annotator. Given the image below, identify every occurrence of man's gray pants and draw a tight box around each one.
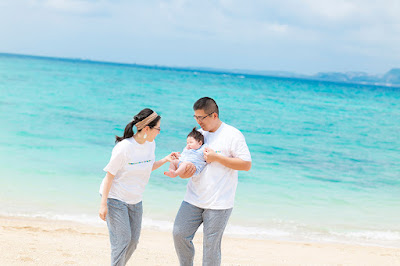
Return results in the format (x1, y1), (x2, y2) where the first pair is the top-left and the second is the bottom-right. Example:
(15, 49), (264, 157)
(173, 201), (232, 266)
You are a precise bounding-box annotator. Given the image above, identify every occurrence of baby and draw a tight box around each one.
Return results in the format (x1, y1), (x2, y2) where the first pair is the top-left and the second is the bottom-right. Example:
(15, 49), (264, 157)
(164, 127), (206, 178)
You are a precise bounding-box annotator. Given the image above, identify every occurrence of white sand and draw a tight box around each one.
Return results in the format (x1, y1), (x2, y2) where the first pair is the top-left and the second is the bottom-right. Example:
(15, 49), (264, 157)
(1, 216), (399, 265)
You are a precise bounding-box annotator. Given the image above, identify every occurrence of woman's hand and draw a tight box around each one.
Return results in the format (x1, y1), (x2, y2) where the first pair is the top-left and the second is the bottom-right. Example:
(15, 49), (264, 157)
(171, 152), (180, 160)
(99, 204), (108, 221)
(165, 152), (180, 162)
(153, 152), (180, 171)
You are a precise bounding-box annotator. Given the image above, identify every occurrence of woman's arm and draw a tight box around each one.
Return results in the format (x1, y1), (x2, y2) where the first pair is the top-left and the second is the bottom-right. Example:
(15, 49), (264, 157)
(152, 152), (180, 171)
(99, 172), (115, 221)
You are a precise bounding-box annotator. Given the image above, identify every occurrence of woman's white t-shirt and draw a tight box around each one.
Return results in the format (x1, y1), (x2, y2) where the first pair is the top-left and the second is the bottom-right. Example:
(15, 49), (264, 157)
(99, 137), (155, 204)
(184, 122), (251, 209)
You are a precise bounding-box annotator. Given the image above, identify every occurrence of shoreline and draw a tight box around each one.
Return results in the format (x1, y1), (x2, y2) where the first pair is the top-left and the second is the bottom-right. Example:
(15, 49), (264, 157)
(1, 215), (399, 265)
(3, 211), (399, 249)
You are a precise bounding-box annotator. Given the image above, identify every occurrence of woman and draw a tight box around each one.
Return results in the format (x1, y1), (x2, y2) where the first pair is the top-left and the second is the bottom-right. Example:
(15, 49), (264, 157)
(99, 108), (173, 266)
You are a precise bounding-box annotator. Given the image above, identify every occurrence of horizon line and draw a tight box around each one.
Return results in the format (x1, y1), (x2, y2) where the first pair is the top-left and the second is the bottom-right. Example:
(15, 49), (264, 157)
(1, 52), (398, 89)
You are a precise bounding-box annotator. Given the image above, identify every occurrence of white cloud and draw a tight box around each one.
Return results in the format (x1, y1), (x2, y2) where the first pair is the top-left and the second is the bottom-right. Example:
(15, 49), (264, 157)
(301, 0), (357, 21)
(27, 0), (111, 15)
(142, 1), (292, 41)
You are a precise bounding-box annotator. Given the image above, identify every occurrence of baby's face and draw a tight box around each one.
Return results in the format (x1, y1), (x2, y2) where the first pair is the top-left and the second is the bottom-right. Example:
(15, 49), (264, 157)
(186, 137), (202, 150)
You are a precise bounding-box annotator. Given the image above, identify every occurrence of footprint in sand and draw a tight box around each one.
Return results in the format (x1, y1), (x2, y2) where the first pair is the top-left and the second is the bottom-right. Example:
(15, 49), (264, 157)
(19, 256), (34, 262)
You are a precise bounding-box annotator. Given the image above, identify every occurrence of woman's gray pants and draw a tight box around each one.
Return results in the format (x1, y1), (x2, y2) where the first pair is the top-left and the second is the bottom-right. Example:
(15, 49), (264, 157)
(106, 198), (143, 266)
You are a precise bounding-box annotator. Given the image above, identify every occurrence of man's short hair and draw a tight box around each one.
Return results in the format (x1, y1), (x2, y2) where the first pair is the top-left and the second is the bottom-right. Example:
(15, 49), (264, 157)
(193, 97), (219, 116)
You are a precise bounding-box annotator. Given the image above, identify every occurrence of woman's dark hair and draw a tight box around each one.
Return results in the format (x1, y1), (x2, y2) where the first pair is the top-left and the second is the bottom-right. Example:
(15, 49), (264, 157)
(187, 127), (204, 145)
(115, 108), (161, 143)
(193, 97), (219, 116)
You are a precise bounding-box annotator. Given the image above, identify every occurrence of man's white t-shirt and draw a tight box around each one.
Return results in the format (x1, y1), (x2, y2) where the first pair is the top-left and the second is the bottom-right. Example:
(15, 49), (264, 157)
(184, 122), (251, 209)
(99, 137), (155, 204)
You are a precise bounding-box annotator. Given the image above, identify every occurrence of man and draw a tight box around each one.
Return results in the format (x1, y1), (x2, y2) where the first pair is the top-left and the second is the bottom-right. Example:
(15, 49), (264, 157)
(173, 97), (252, 266)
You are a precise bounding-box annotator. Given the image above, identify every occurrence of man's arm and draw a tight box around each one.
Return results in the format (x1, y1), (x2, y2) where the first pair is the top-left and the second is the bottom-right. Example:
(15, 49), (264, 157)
(204, 148), (251, 171)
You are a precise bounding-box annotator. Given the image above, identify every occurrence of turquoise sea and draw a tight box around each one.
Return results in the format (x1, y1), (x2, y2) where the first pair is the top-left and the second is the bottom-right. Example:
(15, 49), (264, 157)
(1, 53), (399, 247)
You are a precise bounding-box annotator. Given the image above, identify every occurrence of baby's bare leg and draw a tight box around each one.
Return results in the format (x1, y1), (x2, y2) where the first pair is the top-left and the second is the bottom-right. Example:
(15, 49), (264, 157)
(175, 161), (195, 177)
(169, 159), (179, 171)
(164, 159), (180, 178)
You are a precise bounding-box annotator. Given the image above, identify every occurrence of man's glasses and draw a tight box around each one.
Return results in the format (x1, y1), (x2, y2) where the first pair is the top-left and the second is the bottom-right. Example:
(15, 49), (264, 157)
(153, 127), (161, 132)
(193, 113), (214, 122)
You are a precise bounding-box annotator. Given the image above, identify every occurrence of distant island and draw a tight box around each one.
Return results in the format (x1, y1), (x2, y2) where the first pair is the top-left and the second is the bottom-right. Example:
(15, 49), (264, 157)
(193, 67), (400, 88)
(308, 69), (400, 87)
(1, 52), (399, 87)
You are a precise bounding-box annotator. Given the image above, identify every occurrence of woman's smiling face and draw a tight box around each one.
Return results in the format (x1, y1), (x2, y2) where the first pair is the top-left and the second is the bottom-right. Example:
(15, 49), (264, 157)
(146, 120), (161, 142)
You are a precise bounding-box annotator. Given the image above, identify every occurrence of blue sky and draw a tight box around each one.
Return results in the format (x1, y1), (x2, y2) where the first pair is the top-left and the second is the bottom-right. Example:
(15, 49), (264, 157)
(0, 0), (399, 74)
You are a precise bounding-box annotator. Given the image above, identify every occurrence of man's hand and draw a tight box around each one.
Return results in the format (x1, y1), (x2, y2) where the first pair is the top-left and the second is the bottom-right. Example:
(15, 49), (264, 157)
(179, 163), (196, 179)
(203, 147), (219, 163)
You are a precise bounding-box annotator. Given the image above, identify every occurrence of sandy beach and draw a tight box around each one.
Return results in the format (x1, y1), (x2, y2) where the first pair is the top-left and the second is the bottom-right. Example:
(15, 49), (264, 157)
(0, 216), (399, 265)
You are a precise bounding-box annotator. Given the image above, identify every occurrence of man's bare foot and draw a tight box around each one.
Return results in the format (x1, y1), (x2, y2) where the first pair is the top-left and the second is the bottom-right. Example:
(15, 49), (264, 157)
(164, 170), (178, 178)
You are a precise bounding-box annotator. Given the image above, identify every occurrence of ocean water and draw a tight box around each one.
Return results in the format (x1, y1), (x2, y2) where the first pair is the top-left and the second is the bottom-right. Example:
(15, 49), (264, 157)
(1, 53), (399, 247)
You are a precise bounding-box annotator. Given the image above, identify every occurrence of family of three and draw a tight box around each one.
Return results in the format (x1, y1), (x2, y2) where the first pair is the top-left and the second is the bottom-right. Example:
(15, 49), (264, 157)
(98, 97), (252, 266)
